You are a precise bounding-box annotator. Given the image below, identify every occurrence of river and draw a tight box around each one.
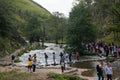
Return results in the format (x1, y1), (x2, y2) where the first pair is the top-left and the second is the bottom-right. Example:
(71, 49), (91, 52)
(18, 43), (64, 66)
(18, 43), (120, 79)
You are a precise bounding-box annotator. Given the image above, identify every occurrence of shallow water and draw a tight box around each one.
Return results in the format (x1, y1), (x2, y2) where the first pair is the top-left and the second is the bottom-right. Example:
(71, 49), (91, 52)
(72, 60), (120, 79)
(18, 43), (64, 66)
(72, 61), (97, 77)
(72, 61), (95, 69)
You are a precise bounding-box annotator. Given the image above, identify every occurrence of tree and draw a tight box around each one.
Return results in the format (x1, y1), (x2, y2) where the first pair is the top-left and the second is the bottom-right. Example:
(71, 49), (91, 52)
(0, 0), (12, 38)
(47, 12), (67, 44)
(24, 16), (43, 45)
(92, 0), (120, 40)
(67, 0), (96, 53)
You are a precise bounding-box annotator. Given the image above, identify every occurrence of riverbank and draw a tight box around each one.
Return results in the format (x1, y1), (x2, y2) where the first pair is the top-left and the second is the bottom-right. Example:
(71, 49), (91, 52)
(0, 63), (98, 80)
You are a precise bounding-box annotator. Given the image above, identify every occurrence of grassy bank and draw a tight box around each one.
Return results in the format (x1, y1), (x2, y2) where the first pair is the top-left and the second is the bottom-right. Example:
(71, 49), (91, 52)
(0, 70), (85, 80)
(0, 70), (42, 80)
(48, 72), (85, 80)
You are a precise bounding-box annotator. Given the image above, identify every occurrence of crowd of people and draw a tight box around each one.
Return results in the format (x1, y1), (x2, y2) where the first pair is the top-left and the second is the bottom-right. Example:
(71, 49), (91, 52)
(19, 51), (74, 73)
(86, 41), (120, 58)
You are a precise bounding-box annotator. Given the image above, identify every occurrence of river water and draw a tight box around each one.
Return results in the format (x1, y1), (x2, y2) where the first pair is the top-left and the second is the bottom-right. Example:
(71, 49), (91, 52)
(18, 43), (64, 66)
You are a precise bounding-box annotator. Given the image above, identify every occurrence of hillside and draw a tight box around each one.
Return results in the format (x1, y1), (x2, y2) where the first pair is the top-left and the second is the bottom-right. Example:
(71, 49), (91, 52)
(0, 0), (51, 57)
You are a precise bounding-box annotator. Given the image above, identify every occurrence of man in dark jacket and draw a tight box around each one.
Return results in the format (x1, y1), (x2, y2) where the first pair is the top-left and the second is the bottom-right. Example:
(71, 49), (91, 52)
(96, 60), (104, 80)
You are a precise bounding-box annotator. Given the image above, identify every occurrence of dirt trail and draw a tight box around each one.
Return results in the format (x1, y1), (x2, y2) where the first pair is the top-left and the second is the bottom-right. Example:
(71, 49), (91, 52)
(0, 48), (23, 65)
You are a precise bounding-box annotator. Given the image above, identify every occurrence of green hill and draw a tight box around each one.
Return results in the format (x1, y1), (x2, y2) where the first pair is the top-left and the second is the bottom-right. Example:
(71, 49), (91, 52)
(0, 0), (51, 57)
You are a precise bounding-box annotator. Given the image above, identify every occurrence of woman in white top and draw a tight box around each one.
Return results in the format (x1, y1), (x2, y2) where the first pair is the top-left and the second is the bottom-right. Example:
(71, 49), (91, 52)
(104, 62), (113, 80)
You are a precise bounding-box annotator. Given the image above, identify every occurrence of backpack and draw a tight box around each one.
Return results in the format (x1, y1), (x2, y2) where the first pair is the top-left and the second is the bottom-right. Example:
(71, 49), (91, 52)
(11, 55), (15, 60)
(96, 65), (99, 72)
(96, 64), (102, 73)
(45, 55), (48, 58)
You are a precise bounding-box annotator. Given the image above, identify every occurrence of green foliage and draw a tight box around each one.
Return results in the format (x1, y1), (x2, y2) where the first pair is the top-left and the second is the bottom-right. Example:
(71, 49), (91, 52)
(67, 0), (97, 53)
(0, 70), (42, 80)
(0, 0), (12, 38)
(47, 12), (68, 44)
(24, 16), (43, 43)
(48, 72), (84, 80)
(0, 37), (21, 58)
(15, 58), (21, 63)
(101, 32), (120, 45)
(0, 0), (51, 54)
(92, 0), (120, 42)
(0, 38), (6, 51)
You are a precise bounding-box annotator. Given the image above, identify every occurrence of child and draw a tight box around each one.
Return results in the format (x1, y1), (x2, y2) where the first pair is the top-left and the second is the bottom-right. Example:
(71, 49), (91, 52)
(28, 57), (32, 72)
(61, 61), (65, 73)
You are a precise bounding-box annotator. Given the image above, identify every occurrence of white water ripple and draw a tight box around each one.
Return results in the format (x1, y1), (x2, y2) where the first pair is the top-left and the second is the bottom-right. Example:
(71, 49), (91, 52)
(18, 43), (64, 66)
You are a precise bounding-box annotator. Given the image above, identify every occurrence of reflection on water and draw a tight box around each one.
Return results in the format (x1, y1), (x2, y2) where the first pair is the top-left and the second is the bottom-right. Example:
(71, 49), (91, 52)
(72, 60), (120, 79)
(72, 61), (95, 69)
(18, 43), (64, 66)
(72, 61), (96, 77)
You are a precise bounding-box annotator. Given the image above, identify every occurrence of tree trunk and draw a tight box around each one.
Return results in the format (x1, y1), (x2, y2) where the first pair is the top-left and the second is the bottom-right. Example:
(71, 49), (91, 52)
(113, 31), (116, 40)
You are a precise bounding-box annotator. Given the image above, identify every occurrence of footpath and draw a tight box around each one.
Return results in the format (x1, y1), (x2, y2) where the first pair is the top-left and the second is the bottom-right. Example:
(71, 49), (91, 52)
(0, 48), (23, 66)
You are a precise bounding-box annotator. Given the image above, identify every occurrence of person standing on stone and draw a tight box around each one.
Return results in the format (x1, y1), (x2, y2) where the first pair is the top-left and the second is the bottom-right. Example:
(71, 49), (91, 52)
(32, 56), (37, 72)
(44, 53), (48, 65)
(59, 52), (63, 59)
(96, 60), (104, 80)
(53, 52), (56, 65)
(68, 51), (72, 63)
(59, 52), (63, 64)
(118, 46), (120, 58)
(104, 62), (113, 80)
(113, 46), (117, 59)
(28, 55), (32, 72)
(11, 55), (15, 67)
